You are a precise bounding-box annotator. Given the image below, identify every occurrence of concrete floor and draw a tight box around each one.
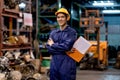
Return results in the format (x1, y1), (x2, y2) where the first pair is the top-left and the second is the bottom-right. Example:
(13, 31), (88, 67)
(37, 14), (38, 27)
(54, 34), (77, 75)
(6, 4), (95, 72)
(76, 67), (120, 80)
(42, 65), (120, 80)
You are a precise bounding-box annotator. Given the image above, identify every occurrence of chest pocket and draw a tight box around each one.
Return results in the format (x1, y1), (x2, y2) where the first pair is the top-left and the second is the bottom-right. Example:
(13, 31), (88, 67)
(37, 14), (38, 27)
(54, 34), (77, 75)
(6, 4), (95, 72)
(52, 32), (68, 43)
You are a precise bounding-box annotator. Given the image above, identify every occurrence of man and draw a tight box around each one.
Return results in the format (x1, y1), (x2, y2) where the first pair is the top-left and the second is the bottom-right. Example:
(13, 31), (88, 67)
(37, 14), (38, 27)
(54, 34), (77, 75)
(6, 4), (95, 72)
(46, 8), (77, 80)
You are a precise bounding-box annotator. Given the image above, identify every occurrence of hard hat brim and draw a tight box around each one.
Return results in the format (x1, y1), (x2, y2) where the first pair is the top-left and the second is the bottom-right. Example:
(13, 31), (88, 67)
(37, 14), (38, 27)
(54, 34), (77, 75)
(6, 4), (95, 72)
(55, 8), (70, 21)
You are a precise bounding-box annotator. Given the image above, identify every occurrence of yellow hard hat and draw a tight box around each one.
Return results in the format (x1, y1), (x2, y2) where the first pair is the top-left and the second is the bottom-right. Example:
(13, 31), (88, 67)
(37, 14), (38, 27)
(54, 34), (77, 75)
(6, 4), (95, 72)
(55, 8), (70, 21)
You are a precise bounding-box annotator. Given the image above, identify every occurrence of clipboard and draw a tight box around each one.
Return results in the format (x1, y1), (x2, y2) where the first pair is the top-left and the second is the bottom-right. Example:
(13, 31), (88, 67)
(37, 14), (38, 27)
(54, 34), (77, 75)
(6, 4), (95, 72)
(66, 36), (92, 62)
(66, 49), (84, 62)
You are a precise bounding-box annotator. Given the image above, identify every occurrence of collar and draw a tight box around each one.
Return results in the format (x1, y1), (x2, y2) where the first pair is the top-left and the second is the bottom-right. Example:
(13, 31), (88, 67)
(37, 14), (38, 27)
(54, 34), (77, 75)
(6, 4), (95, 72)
(56, 25), (70, 32)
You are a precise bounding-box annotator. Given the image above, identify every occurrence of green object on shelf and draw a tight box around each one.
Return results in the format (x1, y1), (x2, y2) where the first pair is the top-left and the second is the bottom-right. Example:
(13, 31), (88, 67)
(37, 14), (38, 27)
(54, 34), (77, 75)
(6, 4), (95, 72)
(41, 59), (50, 67)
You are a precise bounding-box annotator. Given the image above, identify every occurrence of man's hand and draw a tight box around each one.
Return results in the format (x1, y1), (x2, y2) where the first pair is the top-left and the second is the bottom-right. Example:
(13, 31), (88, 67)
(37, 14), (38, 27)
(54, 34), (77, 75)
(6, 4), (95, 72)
(47, 38), (54, 46)
(66, 48), (76, 54)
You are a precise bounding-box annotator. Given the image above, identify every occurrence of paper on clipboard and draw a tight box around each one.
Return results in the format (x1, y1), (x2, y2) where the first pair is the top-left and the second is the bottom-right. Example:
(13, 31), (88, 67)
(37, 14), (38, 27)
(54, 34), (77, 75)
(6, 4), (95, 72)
(73, 36), (92, 54)
(66, 36), (92, 62)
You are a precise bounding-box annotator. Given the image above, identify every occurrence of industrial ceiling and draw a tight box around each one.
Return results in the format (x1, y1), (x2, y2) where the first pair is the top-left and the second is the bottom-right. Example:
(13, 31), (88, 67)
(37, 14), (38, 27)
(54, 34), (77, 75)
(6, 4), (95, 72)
(61, 0), (120, 15)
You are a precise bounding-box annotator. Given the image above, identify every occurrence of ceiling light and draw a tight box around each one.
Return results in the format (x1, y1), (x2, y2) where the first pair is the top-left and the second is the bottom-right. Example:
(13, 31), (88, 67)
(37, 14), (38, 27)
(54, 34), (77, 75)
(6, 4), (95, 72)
(102, 10), (120, 14)
(94, 1), (97, 3)
(101, 1), (104, 3)
(107, 1), (110, 3)
(19, 2), (26, 9)
(92, 1), (114, 6)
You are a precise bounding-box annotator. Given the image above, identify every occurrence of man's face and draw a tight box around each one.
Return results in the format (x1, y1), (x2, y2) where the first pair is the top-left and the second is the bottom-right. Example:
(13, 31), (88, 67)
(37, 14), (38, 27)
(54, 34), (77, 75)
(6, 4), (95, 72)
(56, 13), (67, 27)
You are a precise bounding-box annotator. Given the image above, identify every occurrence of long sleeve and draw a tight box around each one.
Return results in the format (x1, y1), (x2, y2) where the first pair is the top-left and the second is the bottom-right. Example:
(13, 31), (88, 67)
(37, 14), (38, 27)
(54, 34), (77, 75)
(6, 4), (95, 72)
(46, 27), (77, 55)
(51, 32), (77, 51)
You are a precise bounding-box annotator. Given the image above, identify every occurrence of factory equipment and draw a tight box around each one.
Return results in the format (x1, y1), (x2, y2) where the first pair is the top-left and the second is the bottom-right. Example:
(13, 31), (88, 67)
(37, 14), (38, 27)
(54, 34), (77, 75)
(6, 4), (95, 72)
(115, 51), (120, 69)
(79, 10), (108, 70)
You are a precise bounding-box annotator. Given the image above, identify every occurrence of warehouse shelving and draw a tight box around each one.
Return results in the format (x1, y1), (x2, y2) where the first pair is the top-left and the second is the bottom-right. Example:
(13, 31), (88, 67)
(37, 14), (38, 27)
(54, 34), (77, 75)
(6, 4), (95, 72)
(0, 0), (33, 56)
(36, 0), (62, 73)
(70, 2), (84, 37)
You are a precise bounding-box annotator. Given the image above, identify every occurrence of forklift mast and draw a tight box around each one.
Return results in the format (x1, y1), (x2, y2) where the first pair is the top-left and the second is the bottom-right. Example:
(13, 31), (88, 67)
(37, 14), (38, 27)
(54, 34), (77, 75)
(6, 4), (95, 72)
(80, 10), (108, 70)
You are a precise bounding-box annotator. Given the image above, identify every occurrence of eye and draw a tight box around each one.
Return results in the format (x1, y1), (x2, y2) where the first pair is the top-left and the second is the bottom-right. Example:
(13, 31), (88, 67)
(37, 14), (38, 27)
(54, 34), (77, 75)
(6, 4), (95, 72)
(61, 16), (65, 18)
(57, 16), (60, 19)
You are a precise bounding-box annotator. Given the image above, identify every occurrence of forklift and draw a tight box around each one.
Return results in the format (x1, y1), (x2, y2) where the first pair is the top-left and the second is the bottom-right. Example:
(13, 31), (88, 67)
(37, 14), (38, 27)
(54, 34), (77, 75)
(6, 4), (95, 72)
(79, 10), (108, 70)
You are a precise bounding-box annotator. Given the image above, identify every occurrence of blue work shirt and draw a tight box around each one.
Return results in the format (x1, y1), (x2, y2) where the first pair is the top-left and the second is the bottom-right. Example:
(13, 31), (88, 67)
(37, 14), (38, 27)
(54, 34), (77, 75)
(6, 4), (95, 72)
(46, 25), (77, 80)
(47, 26), (77, 55)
